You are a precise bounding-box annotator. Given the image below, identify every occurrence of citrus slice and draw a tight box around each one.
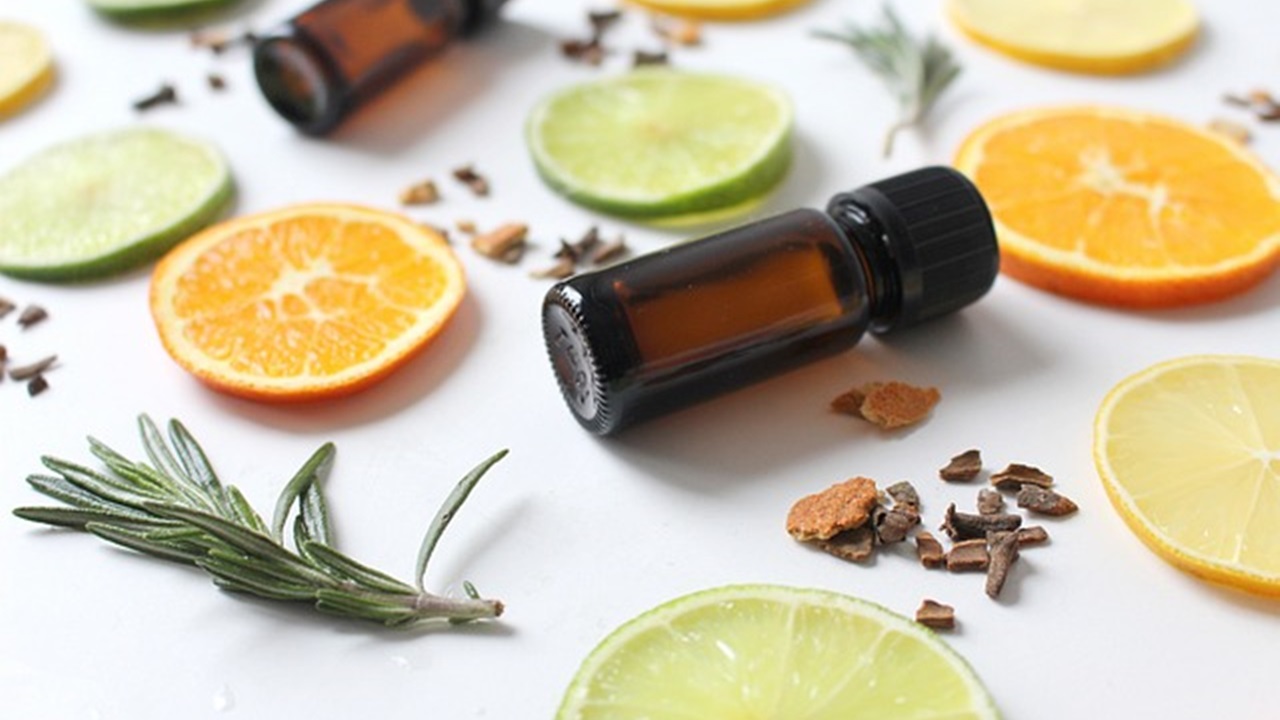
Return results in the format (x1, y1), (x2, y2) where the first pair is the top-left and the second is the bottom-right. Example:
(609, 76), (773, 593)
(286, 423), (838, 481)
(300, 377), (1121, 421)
(1094, 355), (1280, 597)
(557, 584), (999, 719)
(526, 68), (792, 220)
(0, 21), (54, 118)
(0, 127), (233, 281)
(150, 203), (465, 402)
(623, 0), (812, 20)
(87, 0), (244, 21)
(954, 106), (1280, 307)
(945, 0), (1198, 75)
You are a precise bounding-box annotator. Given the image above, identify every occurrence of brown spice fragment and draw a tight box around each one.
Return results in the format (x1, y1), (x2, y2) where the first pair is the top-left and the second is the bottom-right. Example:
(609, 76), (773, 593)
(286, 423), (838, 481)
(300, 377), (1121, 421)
(560, 38), (606, 65)
(452, 165), (490, 196)
(915, 599), (955, 630)
(990, 463), (1054, 491)
(653, 15), (702, 46)
(587, 9), (623, 36)
(985, 531), (1020, 599)
(0, 343), (7, 362)
(941, 503), (1021, 541)
(0, 297), (15, 319)
(976, 488), (1004, 516)
(399, 179), (440, 205)
(633, 49), (669, 67)
(939, 449), (982, 482)
(1208, 117), (1251, 144)
(876, 507), (920, 545)
(27, 374), (48, 397)
(885, 480), (920, 511)
(555, 226), (601, 263)
(470, 223), (528, 264)
(455, 219), (478, 234)
(786, 476), (879, 542)
(1016, 525), (1050, 546)
(946, 538), (990, 572)
(1016, 485), (1079, 517)
(17, 305), (47, 329)
(529, 256), (577, 280)
(207, 73), (227, 91)
(133, 82), (179, 112)
(590, 236), (628, 265)
(817, 525), (876, 563)
(9, 354), (56, 381)
(915, 531), (946, 568)
(831, 381), (940, 430)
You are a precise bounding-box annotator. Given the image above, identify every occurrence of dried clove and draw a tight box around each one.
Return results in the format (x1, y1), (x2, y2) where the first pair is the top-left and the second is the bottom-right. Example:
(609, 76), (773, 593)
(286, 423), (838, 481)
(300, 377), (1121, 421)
(915, 530), (946, 568)
(915, 599), (955, 629)
(133, 82), (179, 112)
(990, 463), (1054, 491)
(18, 304), (48, 328)
(399, 179), (440, 205)
(939, 448), (982, 481)
(985, 531), (1020, 599)
(976, 488), (1004, 515)
(452, 165), (490, 197)
(9, 354), (56, 381)
(946, 538), (990, 572)
(207, 73), (227, 91)
(470, 222), (528, 264)
(941, 503), (1021, 541)
(1016, 485), (1079, 516)
(27, 374), (49, 397)
(555, 226), (601, 263)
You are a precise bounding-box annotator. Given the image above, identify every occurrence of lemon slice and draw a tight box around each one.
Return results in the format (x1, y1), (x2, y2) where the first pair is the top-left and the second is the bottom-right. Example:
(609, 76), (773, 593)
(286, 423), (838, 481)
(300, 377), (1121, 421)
(624, 0), (813, 20)
(557, 584), (1000, 719)
(0, 127), (233, 281)
(945, 0), (1199, 75)
(0, 21), (54, 118)
(526, 69), (792, 220)
(1094, 355), (1280, 596)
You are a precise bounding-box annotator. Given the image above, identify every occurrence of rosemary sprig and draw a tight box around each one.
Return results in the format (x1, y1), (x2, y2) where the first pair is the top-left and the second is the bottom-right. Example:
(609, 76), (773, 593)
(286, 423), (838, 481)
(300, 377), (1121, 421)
(13, 415), (507, 628)
(815, 5), (962, 158)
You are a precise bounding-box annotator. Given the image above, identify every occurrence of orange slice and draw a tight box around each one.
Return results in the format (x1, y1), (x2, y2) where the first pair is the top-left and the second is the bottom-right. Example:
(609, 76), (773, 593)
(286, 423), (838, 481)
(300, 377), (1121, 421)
(150, 203), (465, 401)
(623, 0), (812, 20)
(955, 106), (1280, 307)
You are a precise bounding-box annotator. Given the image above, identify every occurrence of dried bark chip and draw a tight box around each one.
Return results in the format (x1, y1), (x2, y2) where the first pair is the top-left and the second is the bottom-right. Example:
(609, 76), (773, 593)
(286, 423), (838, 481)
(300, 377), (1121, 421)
(786, 476), (879, 542)
(946, 538), (990, 572)
(27, 374), (48, 397)
(470, 222), (528, 263)
(833, 381), (941, 429)
(990, 463), (1054, 491)
(915, 599), (955, 630)
(399, 179), (440, 205)
(452, 165), (490, 196)
(977, 488), (1004, 516)
(939, 449), (982, 482)
(9, 354), (56, 381)
(590, 236), (628, 266)
(885, 480), (920, 511)
(0, 297), (15, 319)
(1016, 525), (1050, 546)
(1016, 485), (1079, 517)
(941, 502), (1021, 541)
(17, 305), (48, 329)
(560, 38), (606, 65)
(985, 531), (1020, 599)
(456, 219), (478, 234)
(529, 256), (577, 280)
(915, 531), (946, 568)
(817, 525), (876, 563)
(633, 49), (669, 67)
(0, 343), (7, 363)
(876, 507), (920, 545)
(207, 73), (227, 91)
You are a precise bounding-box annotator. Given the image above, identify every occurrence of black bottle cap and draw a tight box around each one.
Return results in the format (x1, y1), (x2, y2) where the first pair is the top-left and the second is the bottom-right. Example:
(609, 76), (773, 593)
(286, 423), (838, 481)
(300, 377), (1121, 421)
(831, 166), (999, 333)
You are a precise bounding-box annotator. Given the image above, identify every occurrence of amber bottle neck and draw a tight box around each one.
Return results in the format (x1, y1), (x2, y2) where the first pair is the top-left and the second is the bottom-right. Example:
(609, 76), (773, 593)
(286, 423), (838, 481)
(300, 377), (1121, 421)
(825, 194), (903, 334)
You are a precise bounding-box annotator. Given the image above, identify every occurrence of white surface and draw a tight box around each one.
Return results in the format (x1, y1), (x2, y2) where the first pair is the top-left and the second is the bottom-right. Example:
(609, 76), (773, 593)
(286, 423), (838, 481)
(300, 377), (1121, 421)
(2, 1), (1279, 718)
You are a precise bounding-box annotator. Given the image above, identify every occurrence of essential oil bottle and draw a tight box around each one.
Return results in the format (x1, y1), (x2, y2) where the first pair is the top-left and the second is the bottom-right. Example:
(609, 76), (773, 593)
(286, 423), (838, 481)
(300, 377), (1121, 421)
(542, 166), (1000, 436)
(252, 0), (508, 135)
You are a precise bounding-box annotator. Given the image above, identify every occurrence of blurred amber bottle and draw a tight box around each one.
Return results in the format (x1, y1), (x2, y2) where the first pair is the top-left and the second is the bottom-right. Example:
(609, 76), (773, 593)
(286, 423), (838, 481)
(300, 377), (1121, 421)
(253, 0), (508, 134)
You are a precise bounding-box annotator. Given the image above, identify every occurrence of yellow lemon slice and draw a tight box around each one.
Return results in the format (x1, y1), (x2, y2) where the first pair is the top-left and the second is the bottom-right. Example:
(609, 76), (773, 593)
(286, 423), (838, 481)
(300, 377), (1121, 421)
(0, 21), (54, 118)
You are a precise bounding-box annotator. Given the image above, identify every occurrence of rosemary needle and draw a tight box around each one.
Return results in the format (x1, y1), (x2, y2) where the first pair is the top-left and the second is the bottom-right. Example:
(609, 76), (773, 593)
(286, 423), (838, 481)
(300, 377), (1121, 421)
(13, 414), (507, 628)
(814, 5), (962, 158)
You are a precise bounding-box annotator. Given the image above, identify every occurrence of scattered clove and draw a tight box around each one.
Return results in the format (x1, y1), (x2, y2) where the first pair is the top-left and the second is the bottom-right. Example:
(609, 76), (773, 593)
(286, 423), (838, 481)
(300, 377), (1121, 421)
(1016, 485), (1079, 516)
(9, 354), (57, 381)
(27, 374), (49, 397)
(17, 305), (47, 328)
(939, 448), (982, 481)
(915, 599), (955, 630)
(399, 179), (440, 205)
(633, 49), (670, 67)
(941, 503), (1021, 541)
(990, 463), (1054, 491)
(946, 538), (990, 572)
(985, 531), (1020, 599)
(207, 73), (227, 91)
(452, 165), (490, 196)
(470, 222), (528, 264)
(133, 82), (179, 112)
(556, 226), (601, 263)
(915, 530), (946, 568)
(976, 488), (1004, 515)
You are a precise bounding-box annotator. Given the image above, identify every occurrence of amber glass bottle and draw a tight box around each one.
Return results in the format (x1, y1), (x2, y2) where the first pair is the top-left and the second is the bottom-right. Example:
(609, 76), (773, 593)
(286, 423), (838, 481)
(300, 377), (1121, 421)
(542, 166), (999, 436)
(253, 0), (507, 134)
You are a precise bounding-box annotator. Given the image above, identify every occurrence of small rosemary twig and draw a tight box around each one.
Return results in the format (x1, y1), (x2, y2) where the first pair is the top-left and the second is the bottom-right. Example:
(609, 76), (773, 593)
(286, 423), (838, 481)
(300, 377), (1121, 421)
(13, 414), (507, 628)
(814, 5), (962, 157)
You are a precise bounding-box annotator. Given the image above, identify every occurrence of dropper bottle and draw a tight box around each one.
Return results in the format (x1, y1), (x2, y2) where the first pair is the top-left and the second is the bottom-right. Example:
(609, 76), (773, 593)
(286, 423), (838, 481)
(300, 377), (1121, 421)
(541, 166), (999, 436)
(252, 0), (508, 135)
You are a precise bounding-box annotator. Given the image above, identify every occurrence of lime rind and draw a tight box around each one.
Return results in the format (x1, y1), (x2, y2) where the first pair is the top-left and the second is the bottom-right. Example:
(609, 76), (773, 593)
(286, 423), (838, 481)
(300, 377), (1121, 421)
(527, 69), (793, 219)
(556, 584), (1000, 719)
(87, 0), (246, 24)
(0, 127), (234, 282)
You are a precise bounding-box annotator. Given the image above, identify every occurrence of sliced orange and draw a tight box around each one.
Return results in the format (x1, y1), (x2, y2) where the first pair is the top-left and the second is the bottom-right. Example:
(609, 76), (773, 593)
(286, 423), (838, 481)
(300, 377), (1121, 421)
(623, 0), (812, 20)
(955, 106), (1280, 307)
(150, 203), (465, 401)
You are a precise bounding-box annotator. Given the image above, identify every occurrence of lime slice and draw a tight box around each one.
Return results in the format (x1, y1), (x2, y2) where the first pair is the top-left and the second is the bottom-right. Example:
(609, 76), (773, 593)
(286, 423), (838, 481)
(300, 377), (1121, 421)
(87, 0), (245, 22)
(557, 584), (1000, 719)
(0, 127), (233, 281)
(527, 69), (792, 219)
(0, 21), (54, 119)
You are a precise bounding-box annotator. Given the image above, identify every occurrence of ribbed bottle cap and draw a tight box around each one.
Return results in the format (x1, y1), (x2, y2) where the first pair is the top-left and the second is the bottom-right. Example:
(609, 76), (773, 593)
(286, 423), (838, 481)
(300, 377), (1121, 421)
(842, 166), (998, 333)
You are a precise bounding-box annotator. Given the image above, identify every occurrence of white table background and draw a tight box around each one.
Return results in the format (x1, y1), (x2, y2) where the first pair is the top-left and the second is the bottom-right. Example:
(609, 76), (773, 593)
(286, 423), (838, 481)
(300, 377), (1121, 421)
(3, 1), (1279, 718)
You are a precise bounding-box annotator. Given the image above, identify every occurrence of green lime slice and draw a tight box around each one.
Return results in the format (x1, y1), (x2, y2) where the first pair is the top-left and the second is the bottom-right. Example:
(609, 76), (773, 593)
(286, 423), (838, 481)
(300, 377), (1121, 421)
(86, 0), (245, 22)
(526, 69), (793, 219)
(0, 127), (233, 281)
(557, 584), (1000, 719)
